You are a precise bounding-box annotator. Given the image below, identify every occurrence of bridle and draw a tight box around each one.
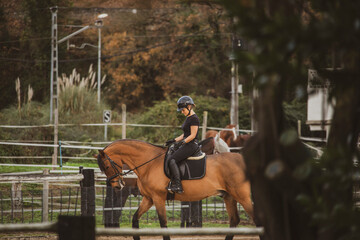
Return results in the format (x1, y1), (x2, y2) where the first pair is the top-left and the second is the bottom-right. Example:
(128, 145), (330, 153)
(103, 153), (125, 185)
(102, 151), (166, 185)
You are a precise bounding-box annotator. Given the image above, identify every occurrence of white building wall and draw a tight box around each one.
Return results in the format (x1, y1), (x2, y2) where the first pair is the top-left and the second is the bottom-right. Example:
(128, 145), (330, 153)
(307, 69), (334, 133)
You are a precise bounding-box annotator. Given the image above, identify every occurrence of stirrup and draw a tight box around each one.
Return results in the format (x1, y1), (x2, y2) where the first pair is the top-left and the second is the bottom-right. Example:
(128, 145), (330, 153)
(167, 181), (174, 193)
(166, 181), (183, 194)
(172, 187), (184, 194)
(171, 182), (184, 194)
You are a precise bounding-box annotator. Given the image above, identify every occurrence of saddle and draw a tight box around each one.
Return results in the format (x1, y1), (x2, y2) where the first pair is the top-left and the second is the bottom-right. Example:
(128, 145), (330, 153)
(164, 145), (206, 180)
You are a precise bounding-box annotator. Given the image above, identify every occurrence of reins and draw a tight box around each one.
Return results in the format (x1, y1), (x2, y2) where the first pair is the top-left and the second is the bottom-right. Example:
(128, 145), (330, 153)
(123, 151), (166, 175)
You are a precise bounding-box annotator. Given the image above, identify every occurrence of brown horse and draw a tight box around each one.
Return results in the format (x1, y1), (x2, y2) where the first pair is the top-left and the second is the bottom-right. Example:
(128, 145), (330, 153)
(97, 139), (254, 240)
(198, 137), (215, 155)
(105, 138), (222, 227)
(220, 125), (251, 148)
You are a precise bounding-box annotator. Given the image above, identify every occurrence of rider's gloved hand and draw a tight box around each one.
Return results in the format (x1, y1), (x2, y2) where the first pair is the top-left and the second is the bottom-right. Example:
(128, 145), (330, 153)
(174, 140), (186, 149)
(165, 139), (176, 146)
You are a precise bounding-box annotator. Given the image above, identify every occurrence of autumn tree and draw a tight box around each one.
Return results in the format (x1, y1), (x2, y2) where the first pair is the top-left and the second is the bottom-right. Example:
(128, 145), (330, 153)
(101, 1), (232, 110)
(0, 0), (71, 110)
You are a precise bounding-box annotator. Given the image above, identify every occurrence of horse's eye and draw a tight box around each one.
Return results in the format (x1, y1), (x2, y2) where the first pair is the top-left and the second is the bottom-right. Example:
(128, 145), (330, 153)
(106, 167), (109, 169)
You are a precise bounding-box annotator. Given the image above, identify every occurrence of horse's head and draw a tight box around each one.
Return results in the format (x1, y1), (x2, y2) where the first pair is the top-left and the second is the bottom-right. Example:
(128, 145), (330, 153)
(97, 149), (125, 190)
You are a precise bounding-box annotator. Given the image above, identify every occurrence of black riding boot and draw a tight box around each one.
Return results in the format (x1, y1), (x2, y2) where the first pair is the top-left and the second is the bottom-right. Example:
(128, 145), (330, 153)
(168, 159), (184, 194)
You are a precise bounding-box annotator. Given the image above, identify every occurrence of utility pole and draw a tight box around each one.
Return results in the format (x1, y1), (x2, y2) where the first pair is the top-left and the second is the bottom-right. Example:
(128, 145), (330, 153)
(230, 34), (239, 132)
(50, 7), (59, 167)
(97, 26), (101, 103)
(95, 19), (105, 104)
(50, 8), (105, 166)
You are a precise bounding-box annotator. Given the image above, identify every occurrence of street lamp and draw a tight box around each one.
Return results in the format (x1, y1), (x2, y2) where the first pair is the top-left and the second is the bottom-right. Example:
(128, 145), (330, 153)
(95, 13), (108, 104)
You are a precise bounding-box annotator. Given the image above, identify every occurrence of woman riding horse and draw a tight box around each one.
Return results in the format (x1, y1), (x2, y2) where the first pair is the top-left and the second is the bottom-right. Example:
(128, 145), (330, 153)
(165, 96), (200, 194)
(97, 139), (254, 240)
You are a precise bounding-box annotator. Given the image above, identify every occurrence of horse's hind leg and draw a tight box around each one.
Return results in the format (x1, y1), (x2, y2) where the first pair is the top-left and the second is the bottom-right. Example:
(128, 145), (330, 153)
(230, 181), (254, 220)
(132, 196), (153, 240)
(223, 193), (240, 240)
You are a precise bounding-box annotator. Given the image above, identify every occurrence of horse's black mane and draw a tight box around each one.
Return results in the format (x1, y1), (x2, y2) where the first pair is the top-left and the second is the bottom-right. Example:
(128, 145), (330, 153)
(103, 139), (167, 150)
(199, 137), (213, 146)
(97, 154), (106, 172)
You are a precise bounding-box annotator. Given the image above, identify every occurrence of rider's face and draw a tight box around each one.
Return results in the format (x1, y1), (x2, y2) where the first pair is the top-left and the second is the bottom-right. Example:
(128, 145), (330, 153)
(181, 106), (190, 116)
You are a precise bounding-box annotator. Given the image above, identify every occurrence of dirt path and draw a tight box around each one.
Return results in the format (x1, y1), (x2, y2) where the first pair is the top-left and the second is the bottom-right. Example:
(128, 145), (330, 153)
(0, 233), (259, 240)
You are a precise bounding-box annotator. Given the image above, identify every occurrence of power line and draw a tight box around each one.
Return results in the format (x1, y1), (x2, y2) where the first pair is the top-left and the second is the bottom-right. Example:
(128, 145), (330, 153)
(0, 26), (229, 63)
(0, 37), (51, 44)
(60, 28), (212, 62)
(57, 6), (191, 11)
(0, 42), (227, 64)
(0, 42), (227, 66)
(0, 23), (232, 64)
(0, 57), (49, 63)
(0, 32), (230, 45)
(1, 5), (199, 15)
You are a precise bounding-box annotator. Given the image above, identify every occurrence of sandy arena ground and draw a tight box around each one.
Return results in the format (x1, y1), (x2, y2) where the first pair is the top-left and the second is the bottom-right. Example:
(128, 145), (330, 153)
(0, 232), (260, 240)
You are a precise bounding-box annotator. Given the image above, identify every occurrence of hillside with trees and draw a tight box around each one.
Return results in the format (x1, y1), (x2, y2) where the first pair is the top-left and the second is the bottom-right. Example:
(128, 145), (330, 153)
(0, 0), (235, 111)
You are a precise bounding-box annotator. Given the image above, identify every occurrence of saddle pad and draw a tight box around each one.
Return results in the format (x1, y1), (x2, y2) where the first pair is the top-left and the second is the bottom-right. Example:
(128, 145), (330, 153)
(164, 156), (206, 180)
(181, 157), (206, 180)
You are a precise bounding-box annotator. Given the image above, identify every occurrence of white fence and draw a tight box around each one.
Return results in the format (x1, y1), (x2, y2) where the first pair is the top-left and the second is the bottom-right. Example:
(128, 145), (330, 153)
(0, 221), (264, 239)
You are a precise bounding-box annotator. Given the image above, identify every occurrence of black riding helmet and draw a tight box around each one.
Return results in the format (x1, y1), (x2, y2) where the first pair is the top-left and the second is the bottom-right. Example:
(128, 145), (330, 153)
(177, 96), (195, 116)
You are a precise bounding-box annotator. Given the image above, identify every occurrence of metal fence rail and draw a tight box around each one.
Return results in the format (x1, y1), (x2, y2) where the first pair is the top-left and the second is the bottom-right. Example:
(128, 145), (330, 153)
(0, 220), (264, 237)
(96, 227), (264, 236)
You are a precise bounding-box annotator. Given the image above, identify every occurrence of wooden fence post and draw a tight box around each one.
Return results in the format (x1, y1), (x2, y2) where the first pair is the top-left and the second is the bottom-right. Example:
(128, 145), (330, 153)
(181, 201), (202, 228)
(80, 169), (95, 216)
(202, 111), (208, 140)
(58, 215), (95, 240)
(42, 169), (49, 222)
(104, 182), (121, 228)
(297, 120), (301, 137)
(11, 182), (22, 219)
(122, 104), (126, 139)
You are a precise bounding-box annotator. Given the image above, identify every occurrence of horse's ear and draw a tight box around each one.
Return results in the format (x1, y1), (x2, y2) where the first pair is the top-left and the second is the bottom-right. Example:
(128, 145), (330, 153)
(98, 149), (105, 157)
(93, 154), (98, 159)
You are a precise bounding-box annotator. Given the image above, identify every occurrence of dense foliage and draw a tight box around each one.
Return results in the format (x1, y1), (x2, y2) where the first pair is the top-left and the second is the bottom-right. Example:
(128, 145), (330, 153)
(0, 1), (234, 111)
(101, 4), (232, 110)
(220, 0), (360, 239)
(127, 95), (251, 143)
(0, 0), (71, 109)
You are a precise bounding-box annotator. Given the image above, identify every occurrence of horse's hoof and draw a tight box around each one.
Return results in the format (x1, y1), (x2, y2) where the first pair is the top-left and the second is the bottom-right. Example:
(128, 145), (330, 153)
(225, 235), (234, 240)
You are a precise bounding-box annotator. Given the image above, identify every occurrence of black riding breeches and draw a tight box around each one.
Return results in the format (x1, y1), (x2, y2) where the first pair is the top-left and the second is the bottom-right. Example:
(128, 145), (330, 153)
(168, 142), (198, 164)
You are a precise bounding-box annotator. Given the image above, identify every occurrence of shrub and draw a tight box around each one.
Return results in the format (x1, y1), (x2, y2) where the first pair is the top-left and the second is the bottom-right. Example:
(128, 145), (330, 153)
(127, 95), (252, 143)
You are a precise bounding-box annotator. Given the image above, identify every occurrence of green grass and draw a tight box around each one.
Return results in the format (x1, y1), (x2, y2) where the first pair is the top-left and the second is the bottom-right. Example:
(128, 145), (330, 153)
(0, 161), (98, 174)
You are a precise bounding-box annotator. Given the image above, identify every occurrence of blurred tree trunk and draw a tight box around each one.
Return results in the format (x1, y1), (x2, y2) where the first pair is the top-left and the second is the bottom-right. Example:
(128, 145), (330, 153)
(220, 0), (360, 239)
(243, 62), (360, 240)
(243, 78), (317, 240)
(242, 1), (317, 239)
(317, 70), (360, 240)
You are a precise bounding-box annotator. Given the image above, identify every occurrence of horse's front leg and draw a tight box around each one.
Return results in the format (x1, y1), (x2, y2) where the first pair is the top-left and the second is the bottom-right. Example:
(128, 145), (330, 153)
(132, 196), (153, 240)
(153, 197), (170, 240)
